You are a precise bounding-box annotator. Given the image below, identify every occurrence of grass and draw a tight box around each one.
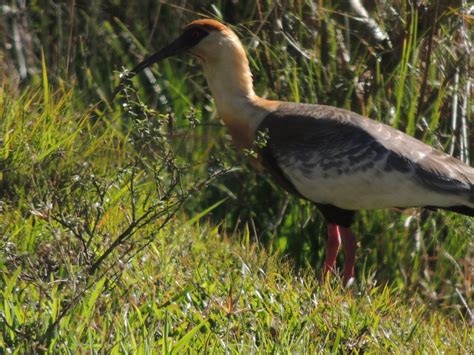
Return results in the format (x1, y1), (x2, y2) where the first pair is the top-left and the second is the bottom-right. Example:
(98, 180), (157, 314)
(2, 220), (473, 352)
(1, 0), (473, 352)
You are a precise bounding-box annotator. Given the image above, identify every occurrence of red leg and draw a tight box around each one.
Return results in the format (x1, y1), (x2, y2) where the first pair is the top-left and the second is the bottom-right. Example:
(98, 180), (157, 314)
(323, 224), (341, 278)
(339, 226), (357, 285)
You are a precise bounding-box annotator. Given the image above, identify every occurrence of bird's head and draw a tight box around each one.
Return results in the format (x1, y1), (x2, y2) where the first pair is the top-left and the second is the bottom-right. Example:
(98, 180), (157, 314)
(122, 19), (244, 79)
(113, 19), (255, 114)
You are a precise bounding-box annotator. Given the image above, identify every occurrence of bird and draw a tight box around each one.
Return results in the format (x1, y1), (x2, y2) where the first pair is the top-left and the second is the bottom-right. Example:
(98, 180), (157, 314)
(114, 19), (474, 285)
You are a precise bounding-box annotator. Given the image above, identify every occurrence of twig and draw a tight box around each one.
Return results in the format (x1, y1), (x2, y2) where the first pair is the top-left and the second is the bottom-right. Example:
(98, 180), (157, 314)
(349, 0), (392, 48)
(460, 79), (471, 164)
(12, 8), (27, 80)
(416, 0), (439, 119)
(449, 69), (459, 156)
(459, 0), (471, 164)
(66, 0), (76, 76)
(455, 288), (473, 325)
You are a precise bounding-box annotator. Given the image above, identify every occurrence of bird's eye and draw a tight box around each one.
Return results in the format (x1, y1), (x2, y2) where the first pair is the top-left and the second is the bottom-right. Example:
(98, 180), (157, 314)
(184, 28), (208, 44)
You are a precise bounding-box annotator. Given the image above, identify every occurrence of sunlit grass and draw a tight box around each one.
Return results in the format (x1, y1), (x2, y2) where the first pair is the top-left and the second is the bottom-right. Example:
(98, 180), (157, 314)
(1, 216), (472, 352)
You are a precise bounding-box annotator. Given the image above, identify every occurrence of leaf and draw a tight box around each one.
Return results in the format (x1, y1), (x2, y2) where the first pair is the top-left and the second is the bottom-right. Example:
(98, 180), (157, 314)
(171, 319), (208, 354)
(186, 198), (228, 226)
(41, 48), (49, 106)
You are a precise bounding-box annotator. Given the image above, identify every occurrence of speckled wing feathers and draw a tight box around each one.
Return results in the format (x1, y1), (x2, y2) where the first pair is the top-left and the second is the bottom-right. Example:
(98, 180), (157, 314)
(257, 103), (474, 212)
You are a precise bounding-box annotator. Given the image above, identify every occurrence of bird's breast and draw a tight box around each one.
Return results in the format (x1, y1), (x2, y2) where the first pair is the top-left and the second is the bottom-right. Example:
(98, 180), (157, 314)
(220, 114), (256, 150)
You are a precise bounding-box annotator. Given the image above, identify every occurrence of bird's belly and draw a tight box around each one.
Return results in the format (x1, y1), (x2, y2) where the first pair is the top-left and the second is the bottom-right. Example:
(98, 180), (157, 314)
(280, 161), (459, 210)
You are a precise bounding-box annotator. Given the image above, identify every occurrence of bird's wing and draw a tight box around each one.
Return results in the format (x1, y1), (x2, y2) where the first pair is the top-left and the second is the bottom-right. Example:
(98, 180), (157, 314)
(354, 111), (474, 195)
(257, 103), (473, 210)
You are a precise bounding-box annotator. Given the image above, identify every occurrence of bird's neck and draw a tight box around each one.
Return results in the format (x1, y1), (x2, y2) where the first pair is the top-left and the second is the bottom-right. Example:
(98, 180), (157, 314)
(201, 47), (279, 148)
(202, 47), (257, 118)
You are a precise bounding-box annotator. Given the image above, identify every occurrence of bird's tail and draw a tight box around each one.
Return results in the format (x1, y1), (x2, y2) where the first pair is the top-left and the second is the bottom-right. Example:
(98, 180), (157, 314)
(443, 205), (474, 217)
(444, 182), (474, 217)
(429, 185), (474, 217)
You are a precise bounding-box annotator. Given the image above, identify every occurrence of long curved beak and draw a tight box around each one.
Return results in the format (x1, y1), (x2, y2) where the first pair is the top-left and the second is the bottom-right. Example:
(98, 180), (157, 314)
(111, 35), (189, 100)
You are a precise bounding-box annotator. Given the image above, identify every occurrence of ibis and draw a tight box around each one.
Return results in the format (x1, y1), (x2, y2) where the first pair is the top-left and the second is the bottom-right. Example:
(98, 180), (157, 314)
(116, 19), (474, 284)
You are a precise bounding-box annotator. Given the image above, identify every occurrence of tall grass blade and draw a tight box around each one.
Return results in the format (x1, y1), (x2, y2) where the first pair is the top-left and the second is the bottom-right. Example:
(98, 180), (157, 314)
(41, 48), (49, 106)
(171, 319), (208, 354)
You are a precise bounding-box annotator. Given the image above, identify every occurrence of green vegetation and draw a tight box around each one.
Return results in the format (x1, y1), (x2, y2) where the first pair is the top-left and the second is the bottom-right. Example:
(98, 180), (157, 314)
(1, 1), (472, 352)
